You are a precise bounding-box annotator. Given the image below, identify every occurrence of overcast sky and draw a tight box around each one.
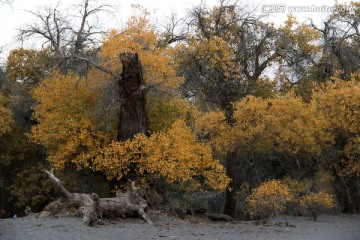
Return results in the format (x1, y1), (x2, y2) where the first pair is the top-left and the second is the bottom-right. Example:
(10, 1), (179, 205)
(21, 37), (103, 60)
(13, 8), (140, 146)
(0, 0), (349, 63)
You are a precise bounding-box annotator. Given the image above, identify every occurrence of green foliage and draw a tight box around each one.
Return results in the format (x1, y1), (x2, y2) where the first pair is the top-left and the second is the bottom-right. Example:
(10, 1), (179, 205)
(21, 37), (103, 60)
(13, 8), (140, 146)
(254, 77), (279, 99)
(0, 123), (55, 217)
(314, 169), (336, 193)
(6, 48), (54, 85)
(146, 93), (189, 132)
(282, 177), (313, 196)
(343, 136), (360, 177)
(9, 163), (56, 213)
(0, 94), (13, 136)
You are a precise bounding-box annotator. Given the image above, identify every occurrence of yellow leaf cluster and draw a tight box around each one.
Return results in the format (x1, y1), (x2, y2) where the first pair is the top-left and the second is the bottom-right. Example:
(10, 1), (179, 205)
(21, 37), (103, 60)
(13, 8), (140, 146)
(195, 94), (333, 158)
(193, 110), (232, 154)
(279, 15), (321, 55)
(299, 191), (335, 218)
(343, 136), (360, 177)
(100, 7), (183, 90)
(182, 36), (239, 79)
(82, 119), (230, 191)
(313, 76), (360, 135)
(246, 179), (294, 218)
(32, 71), (108, 169)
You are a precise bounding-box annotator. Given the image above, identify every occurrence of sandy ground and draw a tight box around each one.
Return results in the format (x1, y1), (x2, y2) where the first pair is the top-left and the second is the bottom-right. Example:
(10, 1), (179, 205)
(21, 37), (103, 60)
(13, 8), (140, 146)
(1, 211), (360, 240)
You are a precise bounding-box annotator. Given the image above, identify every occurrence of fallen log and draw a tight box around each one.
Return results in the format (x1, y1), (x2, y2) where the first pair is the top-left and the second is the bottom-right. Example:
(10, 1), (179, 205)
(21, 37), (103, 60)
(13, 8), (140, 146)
(38, 169), (152, 225)
(207, 213), (234, 222)
(98, 181), (152, 224)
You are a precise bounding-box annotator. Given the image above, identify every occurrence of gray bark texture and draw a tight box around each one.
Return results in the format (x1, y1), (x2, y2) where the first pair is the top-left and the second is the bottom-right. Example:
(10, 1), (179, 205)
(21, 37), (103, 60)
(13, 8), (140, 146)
(38, 169), (152, 225)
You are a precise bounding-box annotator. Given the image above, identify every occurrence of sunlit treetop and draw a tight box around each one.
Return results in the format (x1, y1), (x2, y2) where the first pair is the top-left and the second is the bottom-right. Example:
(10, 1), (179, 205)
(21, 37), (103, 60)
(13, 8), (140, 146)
(99, 5), (184, 90)
(278, 14), (322, 60)
(312, 71), (360, 135)
(195, 93), (333, 157)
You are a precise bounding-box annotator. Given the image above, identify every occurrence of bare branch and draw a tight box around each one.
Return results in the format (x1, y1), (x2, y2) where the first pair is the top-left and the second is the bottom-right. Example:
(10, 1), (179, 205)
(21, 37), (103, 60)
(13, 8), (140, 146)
(159, 12), (187, 46)
(43, 168), (72, 198)
(62, 56), (122, 80)
(17, 0), (113, 55)
(0, 0), (13, 5)
(17, 5), (70, 54)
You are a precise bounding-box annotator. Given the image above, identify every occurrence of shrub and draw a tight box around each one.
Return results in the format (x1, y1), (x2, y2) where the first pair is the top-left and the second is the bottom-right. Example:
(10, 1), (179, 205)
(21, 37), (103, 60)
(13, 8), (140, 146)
(246, 179), (294, 220)
(299, 191), (335, 221)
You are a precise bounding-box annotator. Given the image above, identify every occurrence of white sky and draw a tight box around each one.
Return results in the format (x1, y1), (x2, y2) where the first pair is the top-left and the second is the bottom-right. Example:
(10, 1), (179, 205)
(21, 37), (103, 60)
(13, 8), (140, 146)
(0, 0), (349, 63)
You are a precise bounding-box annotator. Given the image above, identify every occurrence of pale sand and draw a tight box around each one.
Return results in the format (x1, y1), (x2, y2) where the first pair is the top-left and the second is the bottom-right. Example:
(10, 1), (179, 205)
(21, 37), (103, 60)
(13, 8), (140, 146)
(1, 211), (359, 240)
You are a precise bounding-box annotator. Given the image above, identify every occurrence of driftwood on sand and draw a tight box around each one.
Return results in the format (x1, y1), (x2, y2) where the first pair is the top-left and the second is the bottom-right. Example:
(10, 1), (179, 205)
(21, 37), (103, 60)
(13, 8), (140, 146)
(38, 169), (152, 225)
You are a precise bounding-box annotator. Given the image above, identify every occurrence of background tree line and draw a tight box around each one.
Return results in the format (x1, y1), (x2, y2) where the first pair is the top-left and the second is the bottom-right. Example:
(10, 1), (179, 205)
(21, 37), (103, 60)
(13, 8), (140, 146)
(0, 0), (359, 219)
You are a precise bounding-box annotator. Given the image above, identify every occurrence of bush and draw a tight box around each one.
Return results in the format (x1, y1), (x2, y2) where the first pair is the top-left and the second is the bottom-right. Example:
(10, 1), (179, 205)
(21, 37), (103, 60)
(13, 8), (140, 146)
(246, 179), (294, 220)
(299, 191), (335, 221)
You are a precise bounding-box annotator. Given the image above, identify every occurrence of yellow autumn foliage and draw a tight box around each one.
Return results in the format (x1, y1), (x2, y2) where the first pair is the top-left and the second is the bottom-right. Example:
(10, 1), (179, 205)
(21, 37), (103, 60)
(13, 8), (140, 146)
(312, 75), (360, 135)
(246, 179), (294, 219)
(233, 94), (333, 155)
(30, 7), (229, 191)
(195, 93), (333, 158)
(32, 71), (109, 169)
(299, 191), (335, 221)
(194, 110), (232, 154)
(79, 119), (229, 191)
(279, 15), (321, 55)
(100, 5), (183, 90)
(185, 36), (238, 78)
(32, 72), (228, 190)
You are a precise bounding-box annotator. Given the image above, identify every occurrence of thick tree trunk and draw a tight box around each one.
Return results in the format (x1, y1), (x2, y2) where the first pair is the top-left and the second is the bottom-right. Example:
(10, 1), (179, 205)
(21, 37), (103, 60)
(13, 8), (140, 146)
(38, 169), (152, 225)
(333, 165), (356, 213)
(224, 152), (237, 218)
(224, 188), (237, 218)
(117, 52), (150, 141)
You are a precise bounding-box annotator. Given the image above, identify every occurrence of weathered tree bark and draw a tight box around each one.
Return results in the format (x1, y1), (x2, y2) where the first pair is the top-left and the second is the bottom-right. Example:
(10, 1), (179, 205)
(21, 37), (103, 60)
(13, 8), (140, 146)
(98, 181), (152, 224)
(117, 52), (150, 141)
(38, 169), (152, 225)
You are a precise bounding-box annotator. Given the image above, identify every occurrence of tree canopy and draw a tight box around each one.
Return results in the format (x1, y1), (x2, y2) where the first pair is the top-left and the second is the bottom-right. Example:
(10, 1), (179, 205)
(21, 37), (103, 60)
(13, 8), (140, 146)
(0, 0), (359, 219)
